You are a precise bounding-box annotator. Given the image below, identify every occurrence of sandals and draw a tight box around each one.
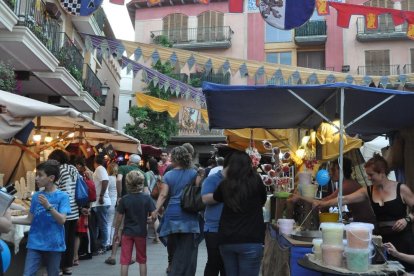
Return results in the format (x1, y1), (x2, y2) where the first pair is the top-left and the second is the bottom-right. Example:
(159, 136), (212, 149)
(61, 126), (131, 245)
(62, 269), (72, 275)
(73, 259), (79, 266)
(104, 257), (116, 265)
(152, 238), (161, 244)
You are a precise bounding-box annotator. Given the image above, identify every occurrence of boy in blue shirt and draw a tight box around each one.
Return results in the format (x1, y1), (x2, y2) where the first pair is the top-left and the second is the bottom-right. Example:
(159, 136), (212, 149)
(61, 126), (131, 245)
(12, 160), (71, 276)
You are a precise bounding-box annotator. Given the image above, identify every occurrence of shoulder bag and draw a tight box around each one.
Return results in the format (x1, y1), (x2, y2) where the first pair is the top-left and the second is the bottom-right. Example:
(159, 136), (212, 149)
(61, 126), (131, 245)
(180, 176), (205, 213)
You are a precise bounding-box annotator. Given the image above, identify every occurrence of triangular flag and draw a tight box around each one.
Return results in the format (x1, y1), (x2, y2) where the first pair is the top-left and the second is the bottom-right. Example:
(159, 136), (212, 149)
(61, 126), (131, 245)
(316, 0), (329, 15)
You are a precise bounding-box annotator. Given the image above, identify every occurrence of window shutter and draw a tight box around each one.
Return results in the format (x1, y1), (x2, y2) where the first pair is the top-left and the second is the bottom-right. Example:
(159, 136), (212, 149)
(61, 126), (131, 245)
(365, 50), (390, 75)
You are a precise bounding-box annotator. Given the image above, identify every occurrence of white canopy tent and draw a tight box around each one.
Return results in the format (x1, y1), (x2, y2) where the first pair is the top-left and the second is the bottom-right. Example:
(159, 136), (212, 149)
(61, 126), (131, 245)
(0, 90), (141, 154)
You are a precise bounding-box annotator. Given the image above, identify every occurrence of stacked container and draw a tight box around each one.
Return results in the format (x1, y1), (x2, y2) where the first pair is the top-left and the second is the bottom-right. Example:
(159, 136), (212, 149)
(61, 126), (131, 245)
(319, 223), (345, 267)
(343, 223), (375, 272)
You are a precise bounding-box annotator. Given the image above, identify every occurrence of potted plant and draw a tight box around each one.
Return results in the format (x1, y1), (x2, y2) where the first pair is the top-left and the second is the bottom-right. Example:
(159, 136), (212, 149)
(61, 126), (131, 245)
(0, 61), (16, 92)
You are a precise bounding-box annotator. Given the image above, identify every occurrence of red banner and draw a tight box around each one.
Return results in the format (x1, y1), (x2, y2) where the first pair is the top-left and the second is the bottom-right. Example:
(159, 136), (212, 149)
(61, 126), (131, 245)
(229, 0), (243, 13)
(147, 0), (161, 6)
(109, 0), (124, 5)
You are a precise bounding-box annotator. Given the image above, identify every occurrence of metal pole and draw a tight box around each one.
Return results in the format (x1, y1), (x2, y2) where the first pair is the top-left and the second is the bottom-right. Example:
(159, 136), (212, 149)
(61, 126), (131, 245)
(338, 88), (345, 221)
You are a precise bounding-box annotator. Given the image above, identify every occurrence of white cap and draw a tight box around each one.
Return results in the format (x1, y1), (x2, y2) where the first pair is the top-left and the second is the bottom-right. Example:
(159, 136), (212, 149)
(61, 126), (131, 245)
(129, 154), (141, 164)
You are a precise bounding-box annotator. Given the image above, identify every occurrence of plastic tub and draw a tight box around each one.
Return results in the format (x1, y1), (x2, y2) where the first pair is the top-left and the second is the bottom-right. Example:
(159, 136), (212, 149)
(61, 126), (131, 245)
(312, 238), (323, 260)
(320, 222), (344, 246)
(277, 219), (295, 235)
(300, 184), (317, 198)
(345, 222), (374, 249)
(321, 244), (344, 267)
(319, 212), (339, 223)
(344, 246), (374, 272)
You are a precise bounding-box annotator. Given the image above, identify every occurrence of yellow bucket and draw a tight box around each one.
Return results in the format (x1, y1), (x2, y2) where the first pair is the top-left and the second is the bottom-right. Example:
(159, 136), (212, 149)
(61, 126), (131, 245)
(319, 212), (339, 223)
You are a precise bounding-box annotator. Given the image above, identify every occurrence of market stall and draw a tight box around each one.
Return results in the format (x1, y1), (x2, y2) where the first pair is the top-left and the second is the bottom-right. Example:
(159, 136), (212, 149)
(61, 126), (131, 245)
(203, 82), (414, 275)
(0, 90), (141, 275)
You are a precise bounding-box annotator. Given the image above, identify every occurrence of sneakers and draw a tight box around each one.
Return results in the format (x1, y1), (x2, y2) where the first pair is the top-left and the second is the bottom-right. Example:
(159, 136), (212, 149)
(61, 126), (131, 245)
(92, 248), (106, 256)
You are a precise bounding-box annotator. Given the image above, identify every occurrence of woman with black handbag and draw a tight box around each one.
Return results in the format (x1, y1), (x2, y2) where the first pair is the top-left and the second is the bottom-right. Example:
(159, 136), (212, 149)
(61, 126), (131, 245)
(151, 146), (202, 276)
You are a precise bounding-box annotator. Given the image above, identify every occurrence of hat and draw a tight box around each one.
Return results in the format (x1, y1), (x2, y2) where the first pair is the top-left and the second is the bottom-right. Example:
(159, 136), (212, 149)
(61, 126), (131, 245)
(129, 154), (141, 164)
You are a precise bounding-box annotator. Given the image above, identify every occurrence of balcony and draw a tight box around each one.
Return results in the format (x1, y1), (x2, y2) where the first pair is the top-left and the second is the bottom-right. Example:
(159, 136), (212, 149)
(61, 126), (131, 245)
(151, 26), (233, 50)
(71, 6), (105, 35)
(83, 64), (104, 105)
(357, 65), (400, 76)
(189, 72), (231, 87)
(0, 0), (59, 72)
(294, 20), (327, 45)
(0, 0), (18, 31)
(356, 17), (408, 42)
(178, 121), (224, 137)
(403, 64), (413, 74)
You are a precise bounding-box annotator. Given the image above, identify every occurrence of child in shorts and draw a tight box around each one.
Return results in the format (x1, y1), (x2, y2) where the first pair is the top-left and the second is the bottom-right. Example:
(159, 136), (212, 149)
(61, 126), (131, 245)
(114, 170), (155, 276)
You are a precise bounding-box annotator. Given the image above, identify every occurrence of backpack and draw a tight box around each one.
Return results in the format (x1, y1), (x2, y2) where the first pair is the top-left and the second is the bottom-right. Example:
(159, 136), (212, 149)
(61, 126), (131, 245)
(75, 174), (89, 206)
(84, 177), (96, 202)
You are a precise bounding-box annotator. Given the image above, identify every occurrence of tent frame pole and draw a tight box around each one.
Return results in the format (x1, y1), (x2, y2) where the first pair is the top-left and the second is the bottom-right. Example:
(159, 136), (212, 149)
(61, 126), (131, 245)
(338, 88), (345, 221)
(287, 89), (339, 131)
(344, 95), (395, 130)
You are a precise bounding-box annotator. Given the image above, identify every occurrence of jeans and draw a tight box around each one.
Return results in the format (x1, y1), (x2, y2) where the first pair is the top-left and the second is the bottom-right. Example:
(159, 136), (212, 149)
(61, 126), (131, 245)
(219, 243), (263, 276)
(92, 205), (110, 249)
(23, 249), (62, 276)
(169, 233), (199, 276)
(204, 232), (226, 276)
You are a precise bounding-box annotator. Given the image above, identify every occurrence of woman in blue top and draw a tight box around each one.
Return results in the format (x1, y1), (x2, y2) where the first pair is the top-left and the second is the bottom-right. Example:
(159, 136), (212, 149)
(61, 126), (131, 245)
(151, 146), (201, 276)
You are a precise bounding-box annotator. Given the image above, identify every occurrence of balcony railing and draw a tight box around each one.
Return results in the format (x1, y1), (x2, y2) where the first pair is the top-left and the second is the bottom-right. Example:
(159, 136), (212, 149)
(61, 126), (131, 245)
(295, 20), (327, 37)
(93, 7), (105, 33)
(151, 26), (233, 49)
(357, 65), (400, 76)
(14, 0), (60, 47)
(190, 72), (231, 87)
(83, 64), (104, 105)
(3, 0), (15, 10)
(49, 33), (84, 82)
(178, 121), (224, 136)
(356, 17), (408, 41)
(403, 64), (413, 74)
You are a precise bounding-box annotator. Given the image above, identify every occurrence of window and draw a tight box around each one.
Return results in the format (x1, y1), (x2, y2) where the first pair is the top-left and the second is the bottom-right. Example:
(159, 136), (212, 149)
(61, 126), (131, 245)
(410, 49), (414, 73)
(364, 50), (390, 75)
(163, 13), (188, 42)
(401, 0), (414, 11)
(364, 0), (394, 30)
(266, 52), (292, 65)
(197, 11), (224, 41)
(297, 51), (325, 70)
(265, 24), (292, 43)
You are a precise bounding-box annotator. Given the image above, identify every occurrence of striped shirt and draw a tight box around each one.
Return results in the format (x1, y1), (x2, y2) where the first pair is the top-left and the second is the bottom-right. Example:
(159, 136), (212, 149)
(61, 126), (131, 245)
(58, 164), (79, 220)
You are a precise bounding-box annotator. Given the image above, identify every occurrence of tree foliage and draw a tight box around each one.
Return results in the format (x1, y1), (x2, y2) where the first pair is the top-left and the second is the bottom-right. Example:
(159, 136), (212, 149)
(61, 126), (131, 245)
(0, 61), (16, 92)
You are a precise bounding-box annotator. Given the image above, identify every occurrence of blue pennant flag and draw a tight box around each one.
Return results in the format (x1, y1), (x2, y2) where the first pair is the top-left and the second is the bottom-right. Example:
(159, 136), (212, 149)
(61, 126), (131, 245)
(170, 52), (178, 66)
(187, 55), (196, 70)
(152, 50), (160, 64)
(134, 48), (142, 61)
(205, 59), (213, 73)
(325, 74), (336, 84)
(345, 75), (354, 84)
(222, 60), (230, 72)
(239, 63), (248, 77)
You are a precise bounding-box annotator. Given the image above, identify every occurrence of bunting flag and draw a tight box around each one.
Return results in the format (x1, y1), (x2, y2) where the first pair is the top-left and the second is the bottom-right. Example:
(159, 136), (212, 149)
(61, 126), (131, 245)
(316, 0), (329, 16)
(328, 2), (405, 29)
(229, 0), (243, 13)
(147, 0), (160, 6)
(60, 0), (103, 16)
(258, 0), (315, 30)
(109, 0), (124, 5)
(80, 33), (414, 88)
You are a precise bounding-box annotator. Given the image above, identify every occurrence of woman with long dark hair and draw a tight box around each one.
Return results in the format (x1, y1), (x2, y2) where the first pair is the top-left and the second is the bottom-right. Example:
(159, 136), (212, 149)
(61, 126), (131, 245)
(151, 146), (202, 276)
(204, 151), (267, 276)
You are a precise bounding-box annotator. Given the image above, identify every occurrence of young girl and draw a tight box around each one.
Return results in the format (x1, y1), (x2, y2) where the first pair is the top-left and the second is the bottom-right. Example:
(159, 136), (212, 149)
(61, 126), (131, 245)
(106, 162), (119, 249)
(13, 160), (71, 276)
(114, 170), (155, 276)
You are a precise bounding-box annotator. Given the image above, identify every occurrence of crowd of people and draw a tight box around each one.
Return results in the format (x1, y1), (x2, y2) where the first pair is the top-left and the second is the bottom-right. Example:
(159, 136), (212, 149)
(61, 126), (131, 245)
(2, 143), (414, 276)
